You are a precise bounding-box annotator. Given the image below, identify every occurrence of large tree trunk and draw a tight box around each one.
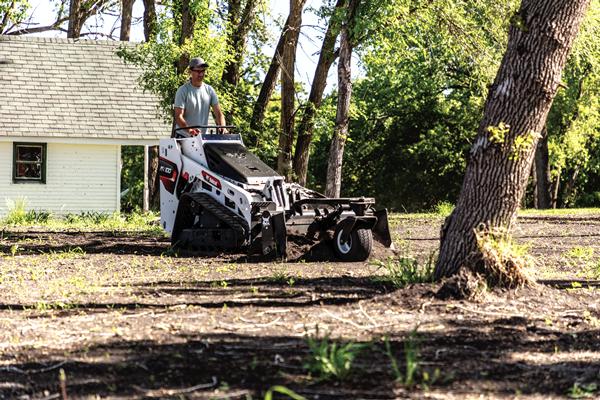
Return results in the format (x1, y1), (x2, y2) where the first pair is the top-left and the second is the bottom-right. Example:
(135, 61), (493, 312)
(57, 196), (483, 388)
(250, 14), (290, 130)
(534, 127), (552, 209)
(142, 0), (157, 41)
(177, 0), (196, 73)
(277, 0), (307, 178)
(120, 0), (135, 41)
(221, 0), (258, 88)
(325, 0), (358, 198)
(67, 0), (83, 38)
(292, 0), (343, 186)
(434, 0), (590, 279)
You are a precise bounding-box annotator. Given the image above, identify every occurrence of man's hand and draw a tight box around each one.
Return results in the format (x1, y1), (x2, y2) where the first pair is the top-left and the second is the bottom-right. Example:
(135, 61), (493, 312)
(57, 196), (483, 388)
(217, 127), (229, 134)
(188, 128), (200, 136)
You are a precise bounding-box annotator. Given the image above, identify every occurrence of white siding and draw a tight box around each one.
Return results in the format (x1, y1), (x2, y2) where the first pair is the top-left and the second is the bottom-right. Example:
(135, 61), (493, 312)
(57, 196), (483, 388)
(0, 142), (120, 216)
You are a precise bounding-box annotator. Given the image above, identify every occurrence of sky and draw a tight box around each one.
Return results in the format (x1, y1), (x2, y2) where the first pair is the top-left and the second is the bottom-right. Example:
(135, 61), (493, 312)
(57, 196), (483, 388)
(24, 0), (333, 88)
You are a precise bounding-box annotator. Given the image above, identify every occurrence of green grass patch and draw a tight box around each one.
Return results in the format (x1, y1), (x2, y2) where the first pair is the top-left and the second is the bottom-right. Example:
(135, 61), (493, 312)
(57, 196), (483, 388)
(1, 208), (163, 234)
(372, 253), (436, 288)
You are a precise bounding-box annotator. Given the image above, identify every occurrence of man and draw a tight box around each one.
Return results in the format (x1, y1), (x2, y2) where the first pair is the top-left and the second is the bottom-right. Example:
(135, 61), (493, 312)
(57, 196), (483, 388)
(174, 57), (227, 136)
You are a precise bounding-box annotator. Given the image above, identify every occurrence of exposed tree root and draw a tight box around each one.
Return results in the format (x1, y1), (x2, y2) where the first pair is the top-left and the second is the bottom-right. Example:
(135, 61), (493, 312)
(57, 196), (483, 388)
(437, 227), (534, 300)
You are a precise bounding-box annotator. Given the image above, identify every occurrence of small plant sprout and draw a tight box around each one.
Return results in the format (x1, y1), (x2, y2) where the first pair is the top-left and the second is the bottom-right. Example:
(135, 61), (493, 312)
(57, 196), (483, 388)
(568, 382), (597, 399)
(383, 329), (440, 388)
(304, 327), (367, 381)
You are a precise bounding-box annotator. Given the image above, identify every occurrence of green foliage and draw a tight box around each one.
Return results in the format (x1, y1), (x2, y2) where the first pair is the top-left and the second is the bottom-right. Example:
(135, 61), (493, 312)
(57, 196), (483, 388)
(310, 0), (520, 211)
(568, 382), (598, 399)
(3, 198), (52, 225)
(1, 208), (161, 234)
(4, 197), (28, 225)
(373, 253), (436, 288)
(543, 1), (600, 208)
(433, 201), (454, 216)
(121, 146), (145, 212)
(304, 329), (367, 381)
(0, 0), (30, 33)
(117, 0), (230, 122)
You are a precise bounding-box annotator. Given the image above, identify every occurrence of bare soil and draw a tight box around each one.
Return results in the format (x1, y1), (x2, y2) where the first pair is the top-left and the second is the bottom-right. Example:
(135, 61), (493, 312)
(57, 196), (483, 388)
(1, 214), (600, 399)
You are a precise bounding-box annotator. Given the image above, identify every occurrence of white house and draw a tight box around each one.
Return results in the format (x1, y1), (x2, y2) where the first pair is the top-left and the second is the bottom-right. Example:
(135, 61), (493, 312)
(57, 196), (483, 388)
(0, 35), (169, 216)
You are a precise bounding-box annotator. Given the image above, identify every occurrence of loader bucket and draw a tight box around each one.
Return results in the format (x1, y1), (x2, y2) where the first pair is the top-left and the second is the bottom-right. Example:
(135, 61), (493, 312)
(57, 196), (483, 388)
(373, 209), (394, 249)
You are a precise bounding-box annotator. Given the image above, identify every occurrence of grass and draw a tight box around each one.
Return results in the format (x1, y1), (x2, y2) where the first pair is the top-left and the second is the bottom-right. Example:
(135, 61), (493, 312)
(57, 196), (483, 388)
(1, 207), (163, 234)
(384, 329), (441, 389)
(304, 328), (368, 381)
(372, 253), (436, 288)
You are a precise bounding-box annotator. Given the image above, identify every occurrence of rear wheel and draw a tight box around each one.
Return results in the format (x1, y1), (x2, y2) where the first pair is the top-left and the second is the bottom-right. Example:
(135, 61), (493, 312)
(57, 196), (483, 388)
(333, 219), (373, 261)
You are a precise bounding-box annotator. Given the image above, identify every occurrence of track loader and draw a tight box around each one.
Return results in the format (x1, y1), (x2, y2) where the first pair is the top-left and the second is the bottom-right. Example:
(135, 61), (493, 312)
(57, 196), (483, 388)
(159, 126), (393, 261)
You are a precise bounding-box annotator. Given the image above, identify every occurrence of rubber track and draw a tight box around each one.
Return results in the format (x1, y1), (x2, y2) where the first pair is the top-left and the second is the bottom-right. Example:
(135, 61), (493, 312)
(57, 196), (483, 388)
(186, 192), (250, 247)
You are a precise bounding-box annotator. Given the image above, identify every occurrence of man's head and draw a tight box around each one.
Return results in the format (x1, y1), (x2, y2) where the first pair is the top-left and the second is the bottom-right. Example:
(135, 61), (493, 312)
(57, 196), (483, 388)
(189, 57), (209, 70)
(189, 57), (209, 86)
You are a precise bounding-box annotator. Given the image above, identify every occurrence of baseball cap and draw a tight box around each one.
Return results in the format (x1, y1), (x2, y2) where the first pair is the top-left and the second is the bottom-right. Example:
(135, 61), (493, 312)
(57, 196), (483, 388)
(189, 57), (209, 69)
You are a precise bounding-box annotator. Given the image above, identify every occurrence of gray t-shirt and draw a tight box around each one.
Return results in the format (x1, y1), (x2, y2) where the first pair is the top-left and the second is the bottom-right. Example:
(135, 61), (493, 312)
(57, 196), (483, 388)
(174, 81), (219, 132)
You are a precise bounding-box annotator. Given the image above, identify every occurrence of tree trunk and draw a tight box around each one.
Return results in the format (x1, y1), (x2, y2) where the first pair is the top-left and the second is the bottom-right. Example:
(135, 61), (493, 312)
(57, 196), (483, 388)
(148, 146), (161, 211)
(142, 0), (157, 41)
(177, 0), (196, 74)
(551, 165), (561, 208)
(222, 0), (258, 88)
(292, 0), (343, 186)
(325, 0), (358, 198)
(434, 0), (590, 279)
(120, 0), (135, 41)
(277, 0), (307, 178)
(67, 0), (83, 38)
(250, 14), (290, 130)
(534, 127), (552, 209)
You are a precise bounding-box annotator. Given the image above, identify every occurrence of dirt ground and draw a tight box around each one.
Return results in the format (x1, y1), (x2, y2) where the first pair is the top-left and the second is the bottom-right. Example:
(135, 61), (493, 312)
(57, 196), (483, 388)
(1, 214), (600, 399)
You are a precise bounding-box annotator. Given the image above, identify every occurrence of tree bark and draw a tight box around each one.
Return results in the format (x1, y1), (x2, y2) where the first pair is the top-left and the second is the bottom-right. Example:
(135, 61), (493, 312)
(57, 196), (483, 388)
(120, 0), (135, 41)
(325, 0), (358, 198)
(250, 13), (290, 130)
(177, 0), (196, 74)
(67, 0), (83, 38)
(434, 0), (591, 279)
(142, 0), (157, 41)
(277, 0), (307, 178)
(534, 127), (552, 209)
(292, 0), (343, 186)
(148, 146), (161, 211)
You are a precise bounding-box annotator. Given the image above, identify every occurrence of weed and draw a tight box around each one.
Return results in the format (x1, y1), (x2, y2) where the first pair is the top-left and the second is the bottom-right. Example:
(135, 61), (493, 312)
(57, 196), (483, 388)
(4, 198), (28, 225)
(44, 247), (86, 261)
(264, 385), (306, 400)
(269, 270), (292, 284)
(568, 382), (597, 398)
(373, 253), (436, 288)
(565, 246), (595, 259)
(384, 329), (440, 388)
(469, 226), (534, 288)
(304, 328), (367, 381)
(432, 201), (454, 217)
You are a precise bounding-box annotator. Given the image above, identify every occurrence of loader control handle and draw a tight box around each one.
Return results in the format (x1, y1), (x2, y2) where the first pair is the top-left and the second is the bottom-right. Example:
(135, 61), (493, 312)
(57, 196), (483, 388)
(173, 125), (237, 138)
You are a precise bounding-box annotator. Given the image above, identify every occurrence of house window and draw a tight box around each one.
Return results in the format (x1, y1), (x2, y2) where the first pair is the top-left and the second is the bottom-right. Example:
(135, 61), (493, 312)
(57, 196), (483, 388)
(13, 143), (46, 183)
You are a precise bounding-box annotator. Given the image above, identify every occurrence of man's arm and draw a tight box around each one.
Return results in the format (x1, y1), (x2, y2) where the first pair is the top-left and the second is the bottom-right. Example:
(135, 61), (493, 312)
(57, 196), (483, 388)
(212, 104), (228, 133)
(174, 107), (199, 136)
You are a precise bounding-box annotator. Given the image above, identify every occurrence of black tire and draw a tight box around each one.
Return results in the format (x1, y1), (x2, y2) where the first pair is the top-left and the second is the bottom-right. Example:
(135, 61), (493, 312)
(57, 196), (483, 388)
(333, 219), (373, 261)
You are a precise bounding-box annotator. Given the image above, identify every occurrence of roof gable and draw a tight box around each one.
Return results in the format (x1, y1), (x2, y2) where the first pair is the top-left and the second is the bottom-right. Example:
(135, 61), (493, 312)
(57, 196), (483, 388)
(0, 36), (169, 140)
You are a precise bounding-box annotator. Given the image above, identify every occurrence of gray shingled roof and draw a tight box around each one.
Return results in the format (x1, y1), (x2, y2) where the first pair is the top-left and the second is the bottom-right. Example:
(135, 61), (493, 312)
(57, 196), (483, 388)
(0, 36), (169, 140)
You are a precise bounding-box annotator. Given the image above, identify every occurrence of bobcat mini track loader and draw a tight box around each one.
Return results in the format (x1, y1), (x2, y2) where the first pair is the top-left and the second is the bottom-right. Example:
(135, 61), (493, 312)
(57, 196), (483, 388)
(159, 126), (392, 261)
